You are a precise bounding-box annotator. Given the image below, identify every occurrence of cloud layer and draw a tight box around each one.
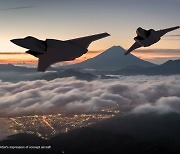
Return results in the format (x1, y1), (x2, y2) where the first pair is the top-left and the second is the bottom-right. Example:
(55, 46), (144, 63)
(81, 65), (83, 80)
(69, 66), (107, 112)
(0, 5), (37, 11)
(0, 76), (180, 117)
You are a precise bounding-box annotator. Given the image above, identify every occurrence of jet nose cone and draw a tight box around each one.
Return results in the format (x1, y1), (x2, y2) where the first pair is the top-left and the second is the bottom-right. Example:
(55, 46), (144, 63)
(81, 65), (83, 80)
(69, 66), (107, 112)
(106, 33), (111, 36)
(10, 39), (22, 46)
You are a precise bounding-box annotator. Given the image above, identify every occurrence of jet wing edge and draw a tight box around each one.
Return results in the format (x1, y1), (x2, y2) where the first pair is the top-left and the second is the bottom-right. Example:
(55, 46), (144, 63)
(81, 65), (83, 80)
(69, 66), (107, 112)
(125, 42), (142, 55)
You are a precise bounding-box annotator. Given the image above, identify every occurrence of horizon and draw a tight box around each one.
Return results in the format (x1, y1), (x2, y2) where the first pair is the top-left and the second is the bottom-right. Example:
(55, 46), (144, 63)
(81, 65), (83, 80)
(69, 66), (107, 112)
(0, 46), (180, 65)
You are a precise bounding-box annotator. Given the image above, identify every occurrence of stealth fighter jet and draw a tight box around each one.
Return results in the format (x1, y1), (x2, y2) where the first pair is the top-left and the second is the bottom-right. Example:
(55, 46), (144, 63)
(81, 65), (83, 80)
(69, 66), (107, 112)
(125, 26), (180, 55)
(11, 33), (110, 71)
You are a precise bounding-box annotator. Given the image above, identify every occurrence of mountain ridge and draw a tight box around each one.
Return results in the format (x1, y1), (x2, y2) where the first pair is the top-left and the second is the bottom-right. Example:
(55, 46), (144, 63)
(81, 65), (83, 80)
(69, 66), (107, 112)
(111, 59), (180, 75)
(63, 46), (156, 71)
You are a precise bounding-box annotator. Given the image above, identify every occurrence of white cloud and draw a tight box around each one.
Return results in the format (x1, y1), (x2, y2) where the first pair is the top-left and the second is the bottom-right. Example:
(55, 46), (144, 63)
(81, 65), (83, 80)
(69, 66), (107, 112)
(133, 96), (180, 114)
(0, 75), (180, 117)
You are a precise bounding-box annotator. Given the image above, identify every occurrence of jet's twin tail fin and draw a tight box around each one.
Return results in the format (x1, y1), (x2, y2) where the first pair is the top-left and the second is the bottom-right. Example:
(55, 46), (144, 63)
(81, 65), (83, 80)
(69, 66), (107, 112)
(11, 36), (47, 53)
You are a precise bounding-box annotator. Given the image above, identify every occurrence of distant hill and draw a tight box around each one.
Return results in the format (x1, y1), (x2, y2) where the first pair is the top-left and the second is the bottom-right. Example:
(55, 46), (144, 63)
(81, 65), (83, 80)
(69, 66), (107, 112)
(112, 59), (180, 75)
(147, 59), (180, 75)
(0, 64), (35, 72)
(1, 54), (180, 77)
(34, 69), (97, 81)
(0, 64), (115, 82)
(63, 46), (156, 71)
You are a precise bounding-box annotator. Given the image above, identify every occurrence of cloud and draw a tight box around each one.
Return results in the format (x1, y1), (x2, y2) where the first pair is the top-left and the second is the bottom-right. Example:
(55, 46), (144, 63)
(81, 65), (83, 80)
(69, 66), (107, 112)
(163, 35), (180, 40)
(134, 49), (180, 55)
(134, 49), (180, 64)
(0, 5), (38, 11)
(132, 96), (180, 114)
(0, 76), (180, 117)
(165, 35), (180, 37)
(0, 52), (25, 55)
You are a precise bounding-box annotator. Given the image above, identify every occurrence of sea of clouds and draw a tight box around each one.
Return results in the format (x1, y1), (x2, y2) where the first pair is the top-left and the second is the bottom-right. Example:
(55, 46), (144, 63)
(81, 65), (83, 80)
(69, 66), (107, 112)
(0, 75), (180, 117)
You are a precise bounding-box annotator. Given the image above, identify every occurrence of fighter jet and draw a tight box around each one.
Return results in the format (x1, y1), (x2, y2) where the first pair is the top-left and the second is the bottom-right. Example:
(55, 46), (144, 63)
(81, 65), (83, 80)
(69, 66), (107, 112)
(125, 26), (180, 55)
(11, 33), (110, 72)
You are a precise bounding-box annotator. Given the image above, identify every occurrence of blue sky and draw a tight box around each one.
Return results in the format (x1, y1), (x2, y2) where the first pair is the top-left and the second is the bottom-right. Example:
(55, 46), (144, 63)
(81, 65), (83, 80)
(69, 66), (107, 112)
(0, 0), (179, 63)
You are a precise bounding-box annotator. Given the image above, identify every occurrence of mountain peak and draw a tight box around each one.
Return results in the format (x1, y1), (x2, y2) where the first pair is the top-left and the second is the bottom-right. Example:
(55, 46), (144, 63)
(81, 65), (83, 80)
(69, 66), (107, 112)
(93, 46), (128, 59)
(164, 59), (180, 64)
(63, 46), (155, 71)
(103, 45), (125, 53)
(161, 59), (180, 68)
(110, 45), (124, 49)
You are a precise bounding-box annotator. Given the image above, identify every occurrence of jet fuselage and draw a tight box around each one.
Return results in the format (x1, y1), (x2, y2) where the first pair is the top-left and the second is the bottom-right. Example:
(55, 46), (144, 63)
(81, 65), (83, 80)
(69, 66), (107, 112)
(43, 39), (88, 62)
(11, 32), (110, 71)
(134, 29), (160, 47)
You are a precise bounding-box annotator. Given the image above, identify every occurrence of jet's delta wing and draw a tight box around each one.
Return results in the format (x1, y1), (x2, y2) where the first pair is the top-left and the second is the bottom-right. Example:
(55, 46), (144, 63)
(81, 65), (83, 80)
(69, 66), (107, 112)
(156, 26), (180, 37)
(66, 33), (110, 48)
(124, 42), (141, 55)
(11, 33), (110, 72)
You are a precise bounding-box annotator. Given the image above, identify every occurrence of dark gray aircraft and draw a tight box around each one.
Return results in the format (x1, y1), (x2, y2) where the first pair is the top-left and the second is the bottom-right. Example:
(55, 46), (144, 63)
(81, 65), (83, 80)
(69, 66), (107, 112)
(125, 26), (180, 55)
(11, 33), (110, 71)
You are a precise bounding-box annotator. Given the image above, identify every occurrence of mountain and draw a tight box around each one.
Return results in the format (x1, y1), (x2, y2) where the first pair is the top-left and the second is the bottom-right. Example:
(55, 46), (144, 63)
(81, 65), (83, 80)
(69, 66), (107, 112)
(34, 69), (97, 81)
(63, 46), (156, 71)
(1, 52), (179, 77)
(0, 64), (113, 82)
(147, 59), (180, 75)
(0, 64), (35, 72)
(112, 59), (180, 75)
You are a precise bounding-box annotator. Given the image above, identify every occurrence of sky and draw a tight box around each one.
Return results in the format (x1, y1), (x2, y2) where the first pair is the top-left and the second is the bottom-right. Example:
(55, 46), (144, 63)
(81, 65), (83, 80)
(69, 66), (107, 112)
(0, 0), (179, 64)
